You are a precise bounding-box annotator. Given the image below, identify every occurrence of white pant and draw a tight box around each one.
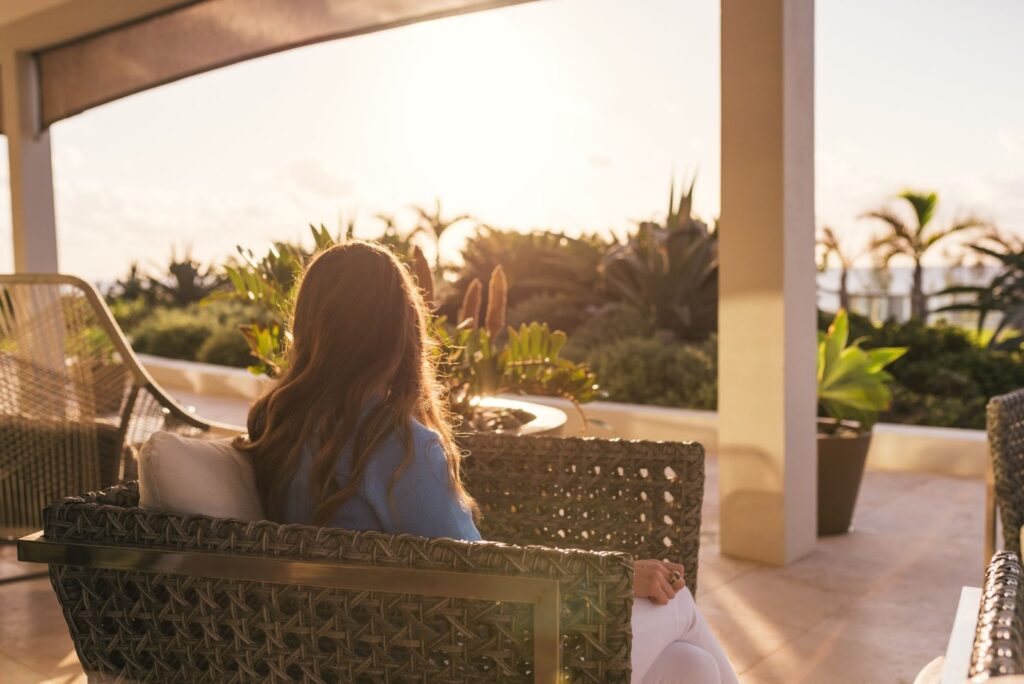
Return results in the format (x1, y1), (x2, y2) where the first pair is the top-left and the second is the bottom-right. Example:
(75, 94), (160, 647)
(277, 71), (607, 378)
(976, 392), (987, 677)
(631, 591), (739, 684)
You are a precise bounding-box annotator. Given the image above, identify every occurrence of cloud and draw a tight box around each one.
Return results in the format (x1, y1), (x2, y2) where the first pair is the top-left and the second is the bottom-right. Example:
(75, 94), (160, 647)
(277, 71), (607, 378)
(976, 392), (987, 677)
(998, 128), (1024, 157)
(288, 159), (353, 198)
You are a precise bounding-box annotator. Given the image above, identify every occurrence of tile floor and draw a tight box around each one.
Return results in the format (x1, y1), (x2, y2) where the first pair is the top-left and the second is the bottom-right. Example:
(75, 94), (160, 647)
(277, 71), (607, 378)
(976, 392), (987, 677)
(0, 458), (984, 683)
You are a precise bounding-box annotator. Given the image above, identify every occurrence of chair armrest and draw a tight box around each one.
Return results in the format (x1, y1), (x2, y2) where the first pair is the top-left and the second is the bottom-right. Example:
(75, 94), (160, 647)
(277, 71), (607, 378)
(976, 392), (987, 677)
(969, 552), (1024, 680)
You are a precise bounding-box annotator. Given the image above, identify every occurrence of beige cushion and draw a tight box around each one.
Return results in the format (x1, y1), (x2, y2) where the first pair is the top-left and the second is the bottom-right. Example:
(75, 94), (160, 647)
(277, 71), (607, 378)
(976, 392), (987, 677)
(138, 431), (264, 521)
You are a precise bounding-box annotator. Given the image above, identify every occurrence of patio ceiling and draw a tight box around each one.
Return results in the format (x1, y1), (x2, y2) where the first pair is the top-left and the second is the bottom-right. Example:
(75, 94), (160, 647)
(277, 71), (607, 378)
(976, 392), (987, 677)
(0, 0), (537, 133)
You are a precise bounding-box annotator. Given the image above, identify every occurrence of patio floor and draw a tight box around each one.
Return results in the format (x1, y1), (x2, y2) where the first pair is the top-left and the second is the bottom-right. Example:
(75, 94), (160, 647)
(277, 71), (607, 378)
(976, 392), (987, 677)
(0, 454), (983, 684)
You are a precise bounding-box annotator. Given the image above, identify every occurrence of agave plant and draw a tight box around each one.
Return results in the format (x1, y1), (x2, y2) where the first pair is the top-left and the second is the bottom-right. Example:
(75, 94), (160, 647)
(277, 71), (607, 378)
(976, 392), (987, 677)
(106, 261), (152, 304)
(147, 250), (227, 308)
(600, 177), (717, 341)
(818, 309), (906, 433)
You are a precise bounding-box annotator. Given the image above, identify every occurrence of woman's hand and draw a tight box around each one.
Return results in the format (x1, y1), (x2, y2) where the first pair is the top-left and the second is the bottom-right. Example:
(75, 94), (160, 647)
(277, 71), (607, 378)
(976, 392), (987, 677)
(633, 559), (686, 605)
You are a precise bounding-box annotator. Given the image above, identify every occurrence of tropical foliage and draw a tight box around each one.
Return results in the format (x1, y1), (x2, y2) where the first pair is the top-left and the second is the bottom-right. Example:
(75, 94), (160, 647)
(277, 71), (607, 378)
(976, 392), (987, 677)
(102, 180), (1021, 433)
(219, 224), (344, 373)
(861, 190), (986, 320)
(600, 178), (718, 340)
(432, 263), (601, 426)
(214, 225), (601, 428)
(816, 226), (857, 311)
(939, 239), (1024, 350)
(445, 227), (606, 320)
(817, 309), (906, 432)
(104, 252), (226, 307)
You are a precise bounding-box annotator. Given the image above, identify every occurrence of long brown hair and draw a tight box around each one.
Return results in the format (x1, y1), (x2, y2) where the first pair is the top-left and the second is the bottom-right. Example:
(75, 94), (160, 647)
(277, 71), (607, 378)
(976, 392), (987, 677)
(238, 240), (476, 525)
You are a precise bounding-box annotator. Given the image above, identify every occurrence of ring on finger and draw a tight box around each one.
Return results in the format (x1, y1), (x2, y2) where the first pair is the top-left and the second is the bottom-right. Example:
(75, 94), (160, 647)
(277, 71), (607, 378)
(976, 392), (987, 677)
(668, 570), (682, 585)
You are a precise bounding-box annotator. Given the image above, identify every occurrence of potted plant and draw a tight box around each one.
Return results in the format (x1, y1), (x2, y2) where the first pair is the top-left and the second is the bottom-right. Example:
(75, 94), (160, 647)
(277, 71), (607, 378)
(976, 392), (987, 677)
(817, 309), (906, 535)
(432, 264), (601, 433)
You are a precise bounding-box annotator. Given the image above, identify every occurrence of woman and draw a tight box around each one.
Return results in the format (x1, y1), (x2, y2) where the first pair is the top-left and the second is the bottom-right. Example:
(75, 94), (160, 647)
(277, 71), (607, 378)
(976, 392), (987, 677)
(241, 241), (738, 684)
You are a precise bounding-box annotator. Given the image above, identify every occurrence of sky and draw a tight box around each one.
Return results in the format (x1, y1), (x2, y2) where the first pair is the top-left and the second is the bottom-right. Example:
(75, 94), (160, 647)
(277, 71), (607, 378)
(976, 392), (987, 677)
(0, 0), (1022, 280)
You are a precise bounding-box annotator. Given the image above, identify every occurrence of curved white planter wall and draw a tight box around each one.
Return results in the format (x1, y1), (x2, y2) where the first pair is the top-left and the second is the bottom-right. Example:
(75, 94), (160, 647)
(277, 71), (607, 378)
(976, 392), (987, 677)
(140, 354), (989, 480)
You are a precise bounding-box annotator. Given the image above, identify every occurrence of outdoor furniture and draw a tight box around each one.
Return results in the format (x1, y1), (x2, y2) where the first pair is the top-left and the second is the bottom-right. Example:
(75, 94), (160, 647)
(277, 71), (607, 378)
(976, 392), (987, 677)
(462, 433), (705, 593)
(986, 389), (1024, 564)
(0, 273), (237, 539)
(918, 552), (1024, 683)
(18, 434), (705, 682)
(969, 551), (1024, 681)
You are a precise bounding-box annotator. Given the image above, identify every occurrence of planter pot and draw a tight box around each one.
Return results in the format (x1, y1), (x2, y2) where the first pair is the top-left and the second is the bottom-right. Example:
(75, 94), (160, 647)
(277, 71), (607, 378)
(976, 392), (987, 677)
(817, 420), (872, 536)
(473, 396), (567, 436)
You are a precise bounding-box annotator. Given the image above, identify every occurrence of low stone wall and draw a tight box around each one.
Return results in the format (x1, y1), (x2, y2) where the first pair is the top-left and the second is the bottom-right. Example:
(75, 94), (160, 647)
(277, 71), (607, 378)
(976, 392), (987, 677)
(525, 396), (989, 480)
(139, 354), (990, 480)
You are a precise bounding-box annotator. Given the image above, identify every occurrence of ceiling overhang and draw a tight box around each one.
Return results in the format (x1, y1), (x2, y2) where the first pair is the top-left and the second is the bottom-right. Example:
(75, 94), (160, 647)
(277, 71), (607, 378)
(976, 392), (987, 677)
(1, 0), (536, 133)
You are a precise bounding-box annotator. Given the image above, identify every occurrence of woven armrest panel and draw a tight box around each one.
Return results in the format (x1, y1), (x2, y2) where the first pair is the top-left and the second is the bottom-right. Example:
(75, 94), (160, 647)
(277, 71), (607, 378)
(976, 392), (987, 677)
(461, 434), (704, 593)
(971, 552), (1024, 681)
(43, 484), (633, 683)
(989, 390), (1024, 557)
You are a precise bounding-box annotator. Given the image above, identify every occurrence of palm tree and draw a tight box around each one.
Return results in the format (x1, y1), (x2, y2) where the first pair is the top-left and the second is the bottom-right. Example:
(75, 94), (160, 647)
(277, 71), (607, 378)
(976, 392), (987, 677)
(411, 199), (474, 273)
(861, 190), (986, 320)
(816, 226), (854, 311)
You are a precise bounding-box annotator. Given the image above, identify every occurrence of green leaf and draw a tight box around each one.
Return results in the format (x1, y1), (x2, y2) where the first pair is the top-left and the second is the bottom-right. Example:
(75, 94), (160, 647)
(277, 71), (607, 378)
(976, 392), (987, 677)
(817, 309), (907, 430)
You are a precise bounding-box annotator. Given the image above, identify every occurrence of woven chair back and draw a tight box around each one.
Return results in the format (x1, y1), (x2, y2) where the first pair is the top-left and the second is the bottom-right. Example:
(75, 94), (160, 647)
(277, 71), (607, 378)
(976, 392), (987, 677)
(0, 274), (225, 537)
(461, 433), (704, 593)
(989, 389), (1024, 557)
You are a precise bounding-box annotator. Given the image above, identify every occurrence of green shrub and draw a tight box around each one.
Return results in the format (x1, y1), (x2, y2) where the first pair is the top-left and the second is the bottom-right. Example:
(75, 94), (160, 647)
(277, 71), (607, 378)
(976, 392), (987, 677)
(108, 297), (151, 334)
(130, 301), (266, 364)
(815, 314), (1024, 429)
(443, 227), (607, 321)
(506, 293), (588, 334)
(884, 385), (989, 429)
(817, 308), (874, 339)
(196, 327), (253, 368)
(131, 308), (212, 361)
(563, 303), (654, 361)
(586, 334), (717, 409)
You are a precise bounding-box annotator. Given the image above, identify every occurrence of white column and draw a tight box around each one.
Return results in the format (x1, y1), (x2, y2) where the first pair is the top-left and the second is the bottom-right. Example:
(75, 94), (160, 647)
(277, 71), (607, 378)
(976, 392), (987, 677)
(2, 50), (58, 273)
(718, 0), (816, 565)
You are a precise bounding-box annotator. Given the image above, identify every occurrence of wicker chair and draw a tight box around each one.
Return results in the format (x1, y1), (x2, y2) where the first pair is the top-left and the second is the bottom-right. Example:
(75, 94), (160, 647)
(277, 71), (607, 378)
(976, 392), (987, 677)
(969, 551), (1024, 681)
(0, 273), (238, 539)
(987, 390), (1024, 564)
(19, 434), (705, 683)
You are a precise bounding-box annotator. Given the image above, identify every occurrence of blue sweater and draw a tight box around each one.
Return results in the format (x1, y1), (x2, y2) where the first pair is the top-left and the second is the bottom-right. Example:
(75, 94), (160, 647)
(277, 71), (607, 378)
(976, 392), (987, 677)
(283, 414), (481, 541)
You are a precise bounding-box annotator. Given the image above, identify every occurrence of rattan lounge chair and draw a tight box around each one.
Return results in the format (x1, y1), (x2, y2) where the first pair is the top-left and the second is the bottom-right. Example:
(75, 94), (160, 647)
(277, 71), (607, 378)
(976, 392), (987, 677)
(987, 389), (1024, 566)
(969, 551), (1024, 681)
(0, 273), (238, 539)
(19, 434), (705, 683)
